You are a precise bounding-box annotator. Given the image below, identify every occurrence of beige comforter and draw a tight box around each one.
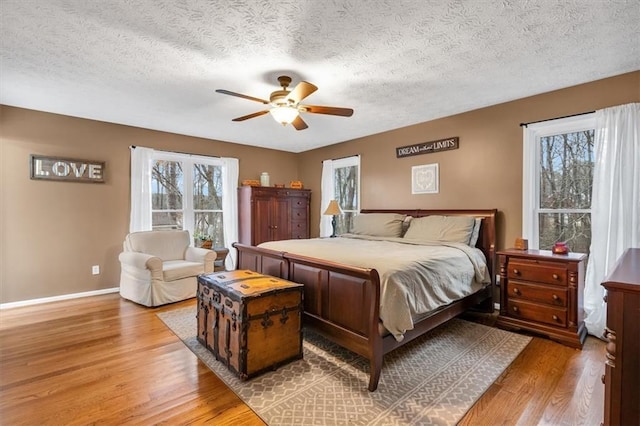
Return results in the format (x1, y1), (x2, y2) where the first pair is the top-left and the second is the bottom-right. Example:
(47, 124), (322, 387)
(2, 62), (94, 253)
(259, 235), (490, 341)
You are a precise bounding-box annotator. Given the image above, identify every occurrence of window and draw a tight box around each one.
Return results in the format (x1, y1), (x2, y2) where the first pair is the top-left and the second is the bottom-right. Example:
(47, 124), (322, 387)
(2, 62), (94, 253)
(151, 153), (225, 247)
(192, 163), (224, 246)
(523, 114), (595, 253)
(320, 156), (360, 237)
(129, 147), (238, 266)
(333, 160), (360, 234)
(151, 159), (184, 230)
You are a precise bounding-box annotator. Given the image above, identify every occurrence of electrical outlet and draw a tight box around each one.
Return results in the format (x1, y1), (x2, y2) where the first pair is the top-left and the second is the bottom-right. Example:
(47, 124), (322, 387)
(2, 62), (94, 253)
(92, 265), (100, 275)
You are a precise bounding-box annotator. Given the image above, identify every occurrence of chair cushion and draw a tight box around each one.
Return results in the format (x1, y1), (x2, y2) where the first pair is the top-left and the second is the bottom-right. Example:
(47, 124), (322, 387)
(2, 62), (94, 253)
(126, 230), (190, 261)
(162, 260), (206, 282)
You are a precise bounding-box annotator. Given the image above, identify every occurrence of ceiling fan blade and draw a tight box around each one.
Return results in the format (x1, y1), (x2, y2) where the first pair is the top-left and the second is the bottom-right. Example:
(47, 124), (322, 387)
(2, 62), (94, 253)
(291, 115), (308, 131)
(216, 89), (269, 104)
(232, 110), (269, 121)
(302, 105), (354, 117)
(286, 81), (318, 103)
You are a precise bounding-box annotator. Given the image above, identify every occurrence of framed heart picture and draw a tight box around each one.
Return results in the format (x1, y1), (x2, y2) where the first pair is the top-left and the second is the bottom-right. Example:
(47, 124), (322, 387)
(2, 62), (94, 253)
(411, 163), (439, 194)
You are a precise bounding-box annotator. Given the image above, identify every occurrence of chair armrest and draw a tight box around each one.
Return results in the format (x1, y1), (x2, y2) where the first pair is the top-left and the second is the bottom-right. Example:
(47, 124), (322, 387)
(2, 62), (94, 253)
(118, 252), (163, 272)
(185, 247), (216, 264)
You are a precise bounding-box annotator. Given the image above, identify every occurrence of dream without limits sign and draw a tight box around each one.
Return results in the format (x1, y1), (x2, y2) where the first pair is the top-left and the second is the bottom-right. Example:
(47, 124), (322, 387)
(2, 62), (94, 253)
(396, 137), (459, 158)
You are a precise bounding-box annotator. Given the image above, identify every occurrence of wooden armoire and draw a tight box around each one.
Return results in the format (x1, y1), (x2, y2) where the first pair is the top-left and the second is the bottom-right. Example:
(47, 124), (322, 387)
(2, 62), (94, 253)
(237, 186), (311, 246)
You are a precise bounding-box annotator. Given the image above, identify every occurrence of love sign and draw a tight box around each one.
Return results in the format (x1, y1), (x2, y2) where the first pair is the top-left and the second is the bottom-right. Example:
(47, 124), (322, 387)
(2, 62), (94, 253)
(30, 155), (105, 183)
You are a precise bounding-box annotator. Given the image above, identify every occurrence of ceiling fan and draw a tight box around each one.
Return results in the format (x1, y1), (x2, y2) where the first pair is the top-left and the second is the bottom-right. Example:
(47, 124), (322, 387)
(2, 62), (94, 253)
(216, 76), (354, 130)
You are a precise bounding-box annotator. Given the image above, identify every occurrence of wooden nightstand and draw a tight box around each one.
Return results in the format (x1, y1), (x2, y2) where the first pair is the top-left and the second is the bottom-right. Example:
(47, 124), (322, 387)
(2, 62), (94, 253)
(496, 248), (587, 348)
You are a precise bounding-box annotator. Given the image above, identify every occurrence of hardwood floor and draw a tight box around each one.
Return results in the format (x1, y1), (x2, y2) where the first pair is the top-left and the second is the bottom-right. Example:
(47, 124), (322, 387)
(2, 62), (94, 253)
(0, 294), (605, 425)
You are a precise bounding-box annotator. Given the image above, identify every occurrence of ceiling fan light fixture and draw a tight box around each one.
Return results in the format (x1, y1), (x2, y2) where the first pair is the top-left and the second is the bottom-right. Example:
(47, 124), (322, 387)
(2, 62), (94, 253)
(270, 105), (299, 125)
(217, 75), (352, 130)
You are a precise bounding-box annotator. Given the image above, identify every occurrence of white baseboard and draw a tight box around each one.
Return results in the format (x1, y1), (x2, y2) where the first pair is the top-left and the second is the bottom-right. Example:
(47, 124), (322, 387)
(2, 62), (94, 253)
(0, 287), (120, 310)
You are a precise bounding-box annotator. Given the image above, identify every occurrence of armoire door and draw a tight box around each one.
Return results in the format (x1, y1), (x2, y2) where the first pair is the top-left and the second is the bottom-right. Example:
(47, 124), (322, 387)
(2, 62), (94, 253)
(252, 196), (273, 245)
(271, 197), (291, 241)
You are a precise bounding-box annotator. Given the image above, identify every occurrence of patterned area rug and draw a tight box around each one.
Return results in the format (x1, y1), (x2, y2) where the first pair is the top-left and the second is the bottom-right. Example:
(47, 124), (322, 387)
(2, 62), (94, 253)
(158, 307), (531, 425)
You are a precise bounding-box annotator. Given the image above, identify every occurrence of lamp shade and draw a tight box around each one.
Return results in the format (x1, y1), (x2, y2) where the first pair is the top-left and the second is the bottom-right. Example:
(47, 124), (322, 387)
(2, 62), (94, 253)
(323, 200), (342, 216)
(270, 106), (299, 124)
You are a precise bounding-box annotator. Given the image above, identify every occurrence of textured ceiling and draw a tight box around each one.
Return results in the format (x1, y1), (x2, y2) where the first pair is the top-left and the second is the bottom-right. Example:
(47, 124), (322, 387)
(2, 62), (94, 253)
(1, 1), (639, 153)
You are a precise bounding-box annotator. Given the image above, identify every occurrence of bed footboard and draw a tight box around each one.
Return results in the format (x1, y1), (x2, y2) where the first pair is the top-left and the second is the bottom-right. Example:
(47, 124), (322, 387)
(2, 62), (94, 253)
(234, 242), (384, 391)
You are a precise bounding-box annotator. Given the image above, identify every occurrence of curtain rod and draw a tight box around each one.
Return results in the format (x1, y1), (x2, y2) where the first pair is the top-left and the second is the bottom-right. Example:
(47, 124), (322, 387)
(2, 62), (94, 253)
(321, 154), (361, 163)
(520, 110), (595, 128)
(130, 145), (220, 158)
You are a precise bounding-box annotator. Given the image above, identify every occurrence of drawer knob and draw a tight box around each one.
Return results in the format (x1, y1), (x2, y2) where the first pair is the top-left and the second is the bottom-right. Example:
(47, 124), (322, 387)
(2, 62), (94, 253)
(513, 288), (521, 295)
(552, 315), (559, 321)
(552, 294), (559, 301)
(513, 269), (520, 275)
(512, 306), (519, 313)
(552, 273), (560, 280)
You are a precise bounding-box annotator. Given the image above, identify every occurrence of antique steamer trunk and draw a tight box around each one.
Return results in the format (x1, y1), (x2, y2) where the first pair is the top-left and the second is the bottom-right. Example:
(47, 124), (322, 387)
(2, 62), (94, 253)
(197, 269), (303, 379)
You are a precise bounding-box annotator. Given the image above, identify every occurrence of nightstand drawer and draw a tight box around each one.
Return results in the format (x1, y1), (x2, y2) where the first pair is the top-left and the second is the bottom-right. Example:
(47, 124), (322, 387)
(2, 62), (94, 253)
(508, 260), (567, 286)
(507, 299), (567, 327)
(508, 280), (568, 307)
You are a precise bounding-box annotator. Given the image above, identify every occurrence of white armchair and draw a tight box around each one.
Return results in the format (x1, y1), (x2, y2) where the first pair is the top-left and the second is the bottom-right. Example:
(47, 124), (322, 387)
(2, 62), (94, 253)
(119, 230), (216, 307)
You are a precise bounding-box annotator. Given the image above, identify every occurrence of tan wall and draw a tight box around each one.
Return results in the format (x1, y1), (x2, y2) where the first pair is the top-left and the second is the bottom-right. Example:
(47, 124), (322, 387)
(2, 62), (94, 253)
(0, 107), (299, 303)
(298, 71), (640, 248)
(1, 71), (638, 303)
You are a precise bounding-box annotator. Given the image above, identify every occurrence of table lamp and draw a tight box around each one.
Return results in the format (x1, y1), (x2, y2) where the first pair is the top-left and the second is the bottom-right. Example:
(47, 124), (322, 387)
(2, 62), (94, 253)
(323, 200), (342, 238)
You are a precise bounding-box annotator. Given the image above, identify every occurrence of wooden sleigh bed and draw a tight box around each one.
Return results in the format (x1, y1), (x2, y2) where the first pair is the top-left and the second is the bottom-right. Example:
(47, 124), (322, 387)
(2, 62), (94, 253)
(233, 209), (497, 391)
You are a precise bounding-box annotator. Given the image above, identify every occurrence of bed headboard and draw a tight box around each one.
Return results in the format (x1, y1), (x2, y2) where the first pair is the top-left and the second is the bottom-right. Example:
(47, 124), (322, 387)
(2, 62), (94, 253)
(360, 209), (497, 285)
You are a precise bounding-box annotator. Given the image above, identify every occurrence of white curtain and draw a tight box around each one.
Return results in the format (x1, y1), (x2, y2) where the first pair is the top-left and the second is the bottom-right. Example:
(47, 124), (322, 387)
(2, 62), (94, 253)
(129, 146), (154, 232)
(221, 157), (239, 269)
(319, 160), (333, 237)
(584, 103), (640, 338)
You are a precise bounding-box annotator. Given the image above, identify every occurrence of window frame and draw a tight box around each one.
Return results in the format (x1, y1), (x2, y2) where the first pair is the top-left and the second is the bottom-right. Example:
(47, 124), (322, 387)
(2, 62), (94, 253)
(522, 113), (595, 249)
(320, 155), (361, 237)
(332, 155), (361, 219)
(151, 151), (225, 245)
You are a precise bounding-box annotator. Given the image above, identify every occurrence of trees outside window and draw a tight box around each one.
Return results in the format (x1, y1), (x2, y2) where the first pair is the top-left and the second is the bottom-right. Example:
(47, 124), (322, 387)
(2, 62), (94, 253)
(320, 156), (360, 237)
(151, 155), (225, 248)
(523, 114), (595, 254)
(152, 160), (183, 230)
(334, 163), (359, 234)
